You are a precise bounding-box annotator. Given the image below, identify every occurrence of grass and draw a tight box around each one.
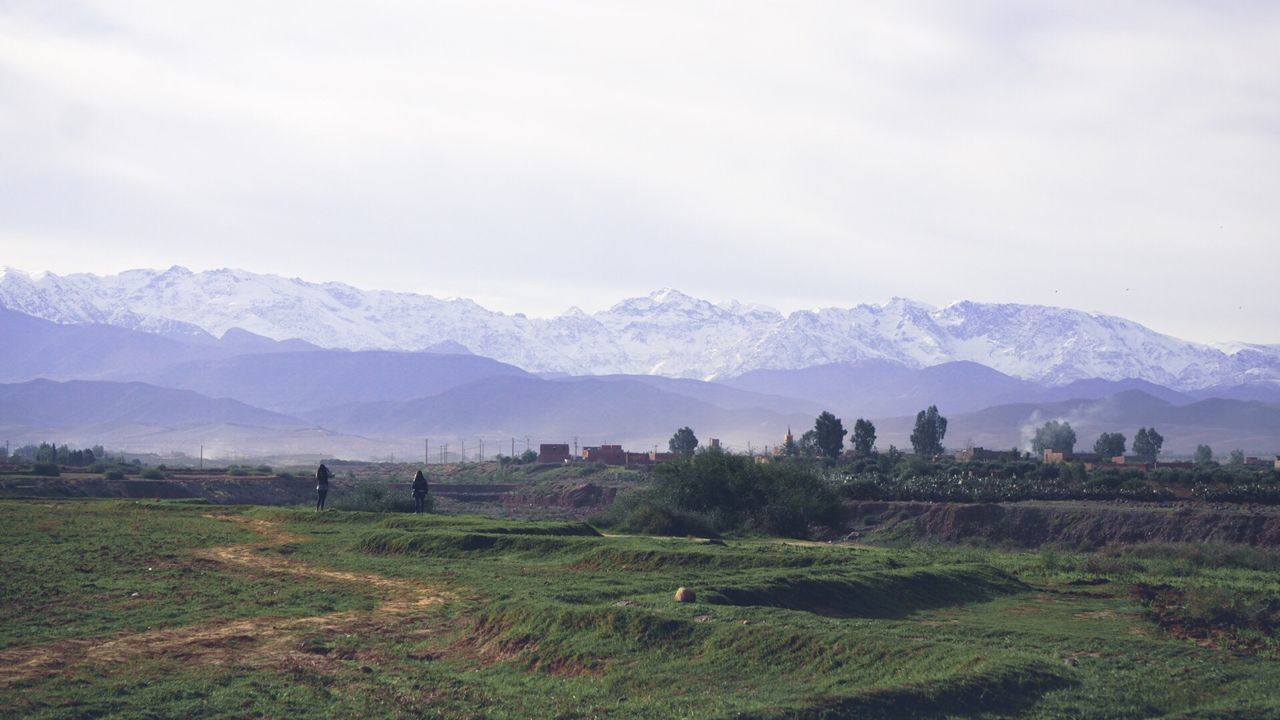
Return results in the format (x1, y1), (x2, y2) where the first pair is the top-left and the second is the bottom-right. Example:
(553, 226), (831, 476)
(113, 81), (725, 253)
(2, 499), (1280, 718)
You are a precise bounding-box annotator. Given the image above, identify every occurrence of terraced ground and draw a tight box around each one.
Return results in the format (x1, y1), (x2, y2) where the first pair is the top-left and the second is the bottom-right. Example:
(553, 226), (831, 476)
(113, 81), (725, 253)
(2, 500), (1278, 718)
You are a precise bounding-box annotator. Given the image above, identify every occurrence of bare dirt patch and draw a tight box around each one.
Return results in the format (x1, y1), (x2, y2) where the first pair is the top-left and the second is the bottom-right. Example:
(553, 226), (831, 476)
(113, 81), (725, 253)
(0, 514), (448, 684)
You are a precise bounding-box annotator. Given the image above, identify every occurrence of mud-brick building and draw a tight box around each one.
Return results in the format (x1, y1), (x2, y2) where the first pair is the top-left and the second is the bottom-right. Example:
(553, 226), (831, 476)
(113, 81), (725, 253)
(582, 445), (626, 465)
(538, 443), (572, 464)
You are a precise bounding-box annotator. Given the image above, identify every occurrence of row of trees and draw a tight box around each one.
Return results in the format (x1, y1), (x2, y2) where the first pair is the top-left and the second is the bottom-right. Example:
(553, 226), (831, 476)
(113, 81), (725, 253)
(5, 443), (109, 467)
(1030, 422), (1167, 460)
(669, 404), (949, 462)
(677, 412), (1248, 466)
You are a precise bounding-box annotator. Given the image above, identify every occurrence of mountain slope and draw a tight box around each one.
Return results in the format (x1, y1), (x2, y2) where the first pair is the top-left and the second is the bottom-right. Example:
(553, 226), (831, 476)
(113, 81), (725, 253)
(0, 307), (319, 383)
(140, 350), (533, 414)
(2, 266), (1276, 389)
(724, 360), (1044, 418)
(0, 379), (308, 428)
(307, 375), (811, 447)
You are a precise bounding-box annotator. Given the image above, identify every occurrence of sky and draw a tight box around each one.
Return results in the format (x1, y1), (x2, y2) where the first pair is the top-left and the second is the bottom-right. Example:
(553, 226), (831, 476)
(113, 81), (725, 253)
(1, 1), (1278, 344)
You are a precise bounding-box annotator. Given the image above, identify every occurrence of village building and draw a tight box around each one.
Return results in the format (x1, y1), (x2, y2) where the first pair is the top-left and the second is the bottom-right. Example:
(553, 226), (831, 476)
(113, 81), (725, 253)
(537, 443), (571, 464)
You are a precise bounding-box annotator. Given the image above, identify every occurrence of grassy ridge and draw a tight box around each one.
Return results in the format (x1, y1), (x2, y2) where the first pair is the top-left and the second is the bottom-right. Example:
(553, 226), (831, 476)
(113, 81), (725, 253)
(3, 500), (1280, 717)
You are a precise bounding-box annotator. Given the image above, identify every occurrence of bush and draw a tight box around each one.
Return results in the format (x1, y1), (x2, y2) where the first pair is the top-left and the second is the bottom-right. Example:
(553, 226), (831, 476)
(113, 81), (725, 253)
(595, 449), (841, 539)
(329, 484), (426, 513)
(104, 469), (126, 481)
(31, 462), (60, 477)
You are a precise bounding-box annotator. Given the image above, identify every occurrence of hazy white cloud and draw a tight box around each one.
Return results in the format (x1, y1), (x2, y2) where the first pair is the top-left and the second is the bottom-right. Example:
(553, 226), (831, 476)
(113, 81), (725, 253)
(1, 0), (1277, 342)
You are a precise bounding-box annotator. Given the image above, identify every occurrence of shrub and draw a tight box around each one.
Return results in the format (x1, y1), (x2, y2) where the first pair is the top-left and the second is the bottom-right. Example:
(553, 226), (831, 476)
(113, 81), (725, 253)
(141, 468), (165, 480)
(31, 462), (60, 477)
(596, 449), (841, 539)
(329, 484), (424, 513)
(104, 469), (126, 481)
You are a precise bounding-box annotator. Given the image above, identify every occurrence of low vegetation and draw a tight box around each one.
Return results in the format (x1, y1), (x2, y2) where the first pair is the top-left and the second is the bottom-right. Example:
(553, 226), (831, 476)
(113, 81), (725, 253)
(593, 448), (842, 538)
(3, 499), (1280, 717)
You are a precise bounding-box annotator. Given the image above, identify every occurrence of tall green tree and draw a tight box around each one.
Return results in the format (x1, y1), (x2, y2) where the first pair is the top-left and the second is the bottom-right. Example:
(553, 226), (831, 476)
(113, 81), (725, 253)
(669, 426), (699, 456)
(798, 430), (819, 457)
(1228, 448), (1245, 465)
(1093, 432), (1126, 458)
(852, 418), (876, 457)
(813, 411), (847, 460)
(910, 405), (948, 458)
(1133, 427), (1164, 460)
(1030, 420), (1077, 455)
(1194, 444), (1213, 464)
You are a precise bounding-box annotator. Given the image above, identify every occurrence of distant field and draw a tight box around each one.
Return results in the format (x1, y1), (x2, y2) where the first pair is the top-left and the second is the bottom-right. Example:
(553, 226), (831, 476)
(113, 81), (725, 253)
(2, 499), (1279, 718)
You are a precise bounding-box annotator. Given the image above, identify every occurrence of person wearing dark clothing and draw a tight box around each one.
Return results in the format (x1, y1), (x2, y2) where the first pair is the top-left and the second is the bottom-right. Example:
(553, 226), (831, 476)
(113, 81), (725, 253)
(411, 469), (429, 514)
(316, 463), (332, 511)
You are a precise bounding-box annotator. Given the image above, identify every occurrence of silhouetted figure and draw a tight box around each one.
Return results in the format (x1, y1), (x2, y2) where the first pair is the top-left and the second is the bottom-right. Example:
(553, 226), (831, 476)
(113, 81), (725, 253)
(316, 463), (332, 511)
(411, 469), (429, 513)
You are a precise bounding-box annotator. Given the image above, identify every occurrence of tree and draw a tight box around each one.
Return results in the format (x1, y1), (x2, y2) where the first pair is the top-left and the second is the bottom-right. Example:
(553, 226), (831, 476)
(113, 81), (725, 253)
(1030, 420), (1077, 455)
(1194, 444), (1213, 465)
(910, 405), (948, 458)
(1228, 449), (1245, 466)
(1093, 432), (1126, 459)
(1133, 427), (1164, 460)
(813, 411), (847, 460)
(669, 427), (699, 456)
(852, 418), (876, 457)
(519, 449), (538, 464)
(798, 430), (819, 457)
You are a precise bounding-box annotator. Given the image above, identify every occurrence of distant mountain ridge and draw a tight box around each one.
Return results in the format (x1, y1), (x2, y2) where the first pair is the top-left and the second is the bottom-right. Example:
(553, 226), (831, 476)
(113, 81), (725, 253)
(2, 266), (1278, 390)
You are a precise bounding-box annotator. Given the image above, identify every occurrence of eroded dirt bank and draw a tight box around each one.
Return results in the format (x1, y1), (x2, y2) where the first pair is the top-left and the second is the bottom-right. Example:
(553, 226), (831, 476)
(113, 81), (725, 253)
(847, 500), (1280, 549)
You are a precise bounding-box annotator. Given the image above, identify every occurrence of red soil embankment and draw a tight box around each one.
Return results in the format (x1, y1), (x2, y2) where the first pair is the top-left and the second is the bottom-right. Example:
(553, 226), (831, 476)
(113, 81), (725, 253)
(847, 500), (1280, 549)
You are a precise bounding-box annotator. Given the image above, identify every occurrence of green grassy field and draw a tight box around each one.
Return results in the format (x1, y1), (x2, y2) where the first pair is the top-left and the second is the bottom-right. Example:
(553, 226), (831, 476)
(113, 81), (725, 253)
(2, 499), (1278, 718)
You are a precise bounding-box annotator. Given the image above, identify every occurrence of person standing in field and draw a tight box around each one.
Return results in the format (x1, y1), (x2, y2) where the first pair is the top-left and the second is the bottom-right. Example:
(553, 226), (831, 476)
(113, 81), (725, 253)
(316, 463), (332, 511)
(411, 469), (429, 513)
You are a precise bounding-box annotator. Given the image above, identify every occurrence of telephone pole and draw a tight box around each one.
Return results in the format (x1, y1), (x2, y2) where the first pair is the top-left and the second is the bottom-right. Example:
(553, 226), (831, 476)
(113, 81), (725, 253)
(425, 438), (429, 466)
(460, 440), (466, 462)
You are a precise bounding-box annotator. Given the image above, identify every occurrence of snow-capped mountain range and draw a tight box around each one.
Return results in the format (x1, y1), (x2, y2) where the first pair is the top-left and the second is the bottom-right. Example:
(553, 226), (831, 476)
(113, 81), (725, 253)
(2, 266), (1276, 390)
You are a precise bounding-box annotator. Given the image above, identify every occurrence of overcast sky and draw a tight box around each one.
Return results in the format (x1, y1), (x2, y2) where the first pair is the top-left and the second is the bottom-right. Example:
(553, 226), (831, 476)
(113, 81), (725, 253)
(1, 1), (1278, 343)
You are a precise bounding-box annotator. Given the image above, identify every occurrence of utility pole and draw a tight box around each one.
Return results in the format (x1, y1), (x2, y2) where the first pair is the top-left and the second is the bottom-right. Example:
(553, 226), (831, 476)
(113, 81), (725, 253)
(479, 439), (484, 462)
(425, 438), (429, 466)
(525, 436), (531, 452)
(199, 444), (203, 470)
(460, 440), (466, 463)
(511, 438), (515, 458)
(573, 436), (578, 459)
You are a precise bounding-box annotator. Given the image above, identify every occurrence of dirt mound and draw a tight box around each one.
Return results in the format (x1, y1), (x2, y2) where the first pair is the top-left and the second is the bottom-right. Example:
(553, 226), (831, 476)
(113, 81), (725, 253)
(848, 501), (1280, 550)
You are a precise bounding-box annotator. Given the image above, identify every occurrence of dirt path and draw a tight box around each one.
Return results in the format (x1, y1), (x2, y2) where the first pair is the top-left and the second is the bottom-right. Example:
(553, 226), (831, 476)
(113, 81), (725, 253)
(0, 514), (448, 685)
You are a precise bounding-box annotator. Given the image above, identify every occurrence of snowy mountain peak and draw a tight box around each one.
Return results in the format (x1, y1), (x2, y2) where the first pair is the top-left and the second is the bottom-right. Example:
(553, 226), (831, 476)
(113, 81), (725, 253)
(0, 267), (1275, 389)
